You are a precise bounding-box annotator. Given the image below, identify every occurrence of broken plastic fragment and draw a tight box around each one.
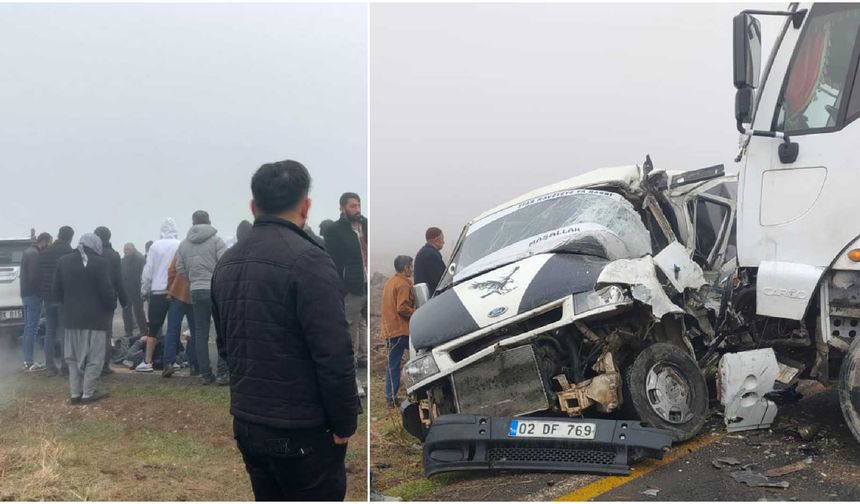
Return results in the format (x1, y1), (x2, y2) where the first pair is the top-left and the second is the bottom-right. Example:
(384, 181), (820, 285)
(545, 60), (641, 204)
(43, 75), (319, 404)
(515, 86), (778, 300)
(729, 469), (790, 489)
(719, 349), (779, 432)
(712, 457), (741, 469)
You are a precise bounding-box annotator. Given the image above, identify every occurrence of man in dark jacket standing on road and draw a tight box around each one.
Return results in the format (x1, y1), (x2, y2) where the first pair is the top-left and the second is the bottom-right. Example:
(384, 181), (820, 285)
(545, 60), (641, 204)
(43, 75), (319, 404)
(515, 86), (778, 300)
(94, 226), (128, 374)
(414, 227), (446, 294)
(212, 160), (360, 501)
(121, 243), (147, 342)
(53, 233), (115, 404)
(38, 226), (74, 375)
(323, 192), (368, 397)
(20, 232), (52, 372)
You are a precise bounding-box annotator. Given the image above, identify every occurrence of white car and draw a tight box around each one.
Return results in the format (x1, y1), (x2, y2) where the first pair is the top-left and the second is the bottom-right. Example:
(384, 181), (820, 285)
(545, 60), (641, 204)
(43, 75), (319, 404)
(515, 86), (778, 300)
(0, 237), (36, 340)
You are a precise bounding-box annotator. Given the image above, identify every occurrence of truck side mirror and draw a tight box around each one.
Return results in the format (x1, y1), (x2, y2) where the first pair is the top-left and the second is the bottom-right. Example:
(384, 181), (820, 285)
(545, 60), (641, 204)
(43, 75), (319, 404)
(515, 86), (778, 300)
(733, 13), (762, 90)
(413, 283), (430, 309)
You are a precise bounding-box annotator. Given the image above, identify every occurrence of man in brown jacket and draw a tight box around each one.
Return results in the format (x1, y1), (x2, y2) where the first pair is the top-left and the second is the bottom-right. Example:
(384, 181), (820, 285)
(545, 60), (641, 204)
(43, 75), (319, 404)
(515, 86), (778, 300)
(161, 255), (197, 378)
(380, 255), (416, 408)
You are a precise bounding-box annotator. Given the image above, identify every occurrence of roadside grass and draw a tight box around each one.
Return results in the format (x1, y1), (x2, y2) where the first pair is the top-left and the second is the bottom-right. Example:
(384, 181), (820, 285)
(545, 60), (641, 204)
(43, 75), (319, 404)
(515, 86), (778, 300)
(0, 371), (367, 501)
(369, 316), (470, 500)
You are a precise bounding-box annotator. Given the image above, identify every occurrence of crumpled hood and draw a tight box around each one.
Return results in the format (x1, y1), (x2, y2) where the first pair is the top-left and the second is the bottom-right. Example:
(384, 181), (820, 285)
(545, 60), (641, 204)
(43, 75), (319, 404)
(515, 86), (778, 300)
(187, 224), (218, 244)
(410, 252), (608, 350)
(160, 218), (179, 240)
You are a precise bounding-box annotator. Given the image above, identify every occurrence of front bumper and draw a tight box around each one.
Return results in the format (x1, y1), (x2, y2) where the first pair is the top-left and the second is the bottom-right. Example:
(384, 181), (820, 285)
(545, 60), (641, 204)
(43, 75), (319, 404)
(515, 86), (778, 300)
(423, 414), (672, 477)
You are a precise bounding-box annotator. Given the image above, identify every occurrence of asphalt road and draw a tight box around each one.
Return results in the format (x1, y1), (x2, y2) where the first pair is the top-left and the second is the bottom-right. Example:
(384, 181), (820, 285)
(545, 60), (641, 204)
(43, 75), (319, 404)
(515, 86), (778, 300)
(412, 388), (860, 501)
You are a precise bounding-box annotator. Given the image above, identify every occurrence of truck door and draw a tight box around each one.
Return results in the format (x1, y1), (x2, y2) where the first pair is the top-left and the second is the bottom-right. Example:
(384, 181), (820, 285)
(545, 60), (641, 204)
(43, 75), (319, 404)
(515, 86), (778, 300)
(739, 4), (860, 318)
(740, 4), (860, 268)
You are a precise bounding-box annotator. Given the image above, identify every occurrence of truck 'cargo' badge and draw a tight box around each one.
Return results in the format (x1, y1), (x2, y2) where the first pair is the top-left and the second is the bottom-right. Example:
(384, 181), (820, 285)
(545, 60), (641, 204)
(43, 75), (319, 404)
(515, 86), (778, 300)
(488, 306), (507, 318)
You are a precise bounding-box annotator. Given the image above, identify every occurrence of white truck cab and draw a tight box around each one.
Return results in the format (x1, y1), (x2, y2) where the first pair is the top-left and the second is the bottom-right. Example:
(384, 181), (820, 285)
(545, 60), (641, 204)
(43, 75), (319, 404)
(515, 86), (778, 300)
(734, 3), (860, 441)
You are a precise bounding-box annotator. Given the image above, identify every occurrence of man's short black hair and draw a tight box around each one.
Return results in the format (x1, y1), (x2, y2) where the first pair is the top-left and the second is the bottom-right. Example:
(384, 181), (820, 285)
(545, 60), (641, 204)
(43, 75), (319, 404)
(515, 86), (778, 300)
(94, 226), (111, 243)
(58, 226), (74, 242)
(145, 240), (154, 252)
(251, 160), (311, 215)
(36, 232), (52, 243)
(192, 210), (211, 225)
(339, 192), (361, 208)
(394, 255), (413, 273)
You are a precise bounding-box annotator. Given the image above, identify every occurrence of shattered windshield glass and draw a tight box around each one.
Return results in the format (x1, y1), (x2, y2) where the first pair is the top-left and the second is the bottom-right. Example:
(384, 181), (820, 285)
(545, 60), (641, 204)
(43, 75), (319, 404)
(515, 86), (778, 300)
(439, 189), (652, 290)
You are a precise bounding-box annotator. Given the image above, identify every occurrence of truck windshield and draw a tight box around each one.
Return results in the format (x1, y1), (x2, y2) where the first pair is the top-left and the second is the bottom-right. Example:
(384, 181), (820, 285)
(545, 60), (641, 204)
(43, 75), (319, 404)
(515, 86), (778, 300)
(775, 4), (860, 132)
(439, 189), (651, 290)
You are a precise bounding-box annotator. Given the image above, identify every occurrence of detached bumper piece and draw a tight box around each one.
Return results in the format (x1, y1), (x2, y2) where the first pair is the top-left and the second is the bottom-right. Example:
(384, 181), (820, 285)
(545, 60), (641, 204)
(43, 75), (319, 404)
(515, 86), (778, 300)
(423, 414), (672, 477)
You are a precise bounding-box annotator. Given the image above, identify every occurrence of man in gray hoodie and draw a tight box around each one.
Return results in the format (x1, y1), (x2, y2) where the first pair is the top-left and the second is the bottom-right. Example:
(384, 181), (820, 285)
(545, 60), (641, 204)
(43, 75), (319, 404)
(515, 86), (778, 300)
(177, 210), (228, 385)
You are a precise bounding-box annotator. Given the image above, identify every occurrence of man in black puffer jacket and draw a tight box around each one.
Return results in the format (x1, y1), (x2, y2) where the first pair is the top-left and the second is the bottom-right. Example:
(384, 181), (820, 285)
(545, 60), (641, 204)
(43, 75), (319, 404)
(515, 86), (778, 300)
(212, 160), (359, 501)
(38, 226), (75, 375)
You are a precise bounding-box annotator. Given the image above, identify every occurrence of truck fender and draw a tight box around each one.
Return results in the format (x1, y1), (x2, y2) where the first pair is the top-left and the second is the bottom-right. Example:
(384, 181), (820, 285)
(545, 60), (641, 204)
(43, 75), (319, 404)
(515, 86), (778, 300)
(755, 261), (825, 320)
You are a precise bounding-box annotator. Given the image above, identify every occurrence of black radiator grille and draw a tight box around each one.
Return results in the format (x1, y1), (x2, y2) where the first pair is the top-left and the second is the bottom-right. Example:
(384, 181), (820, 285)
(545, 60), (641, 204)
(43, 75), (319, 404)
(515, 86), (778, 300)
(487, 445), (616, 465)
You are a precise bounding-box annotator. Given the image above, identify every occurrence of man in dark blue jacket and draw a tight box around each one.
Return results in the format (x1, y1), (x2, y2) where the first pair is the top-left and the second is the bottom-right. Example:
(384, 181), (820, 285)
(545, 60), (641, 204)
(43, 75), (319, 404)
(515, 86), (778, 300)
(20, 232), (52, 372)
(38, 226), (75, 375)
(212, 160), (360, 501)
(94, 226), (129, 375)
(414, 227), (446, 294)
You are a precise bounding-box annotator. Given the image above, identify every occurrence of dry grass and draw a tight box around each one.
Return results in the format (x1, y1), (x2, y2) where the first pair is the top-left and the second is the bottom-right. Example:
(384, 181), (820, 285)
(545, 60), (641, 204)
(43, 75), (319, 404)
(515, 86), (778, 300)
(0, 373), (367, 501)
(369, 314), (470, 500)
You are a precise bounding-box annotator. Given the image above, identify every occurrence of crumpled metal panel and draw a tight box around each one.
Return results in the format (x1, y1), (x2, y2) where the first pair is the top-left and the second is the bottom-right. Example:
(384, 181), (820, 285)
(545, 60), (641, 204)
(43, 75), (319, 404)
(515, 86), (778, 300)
(653, 241), (707, 292)
(597, 256), (685, 319)
(452, 345), (549, 417)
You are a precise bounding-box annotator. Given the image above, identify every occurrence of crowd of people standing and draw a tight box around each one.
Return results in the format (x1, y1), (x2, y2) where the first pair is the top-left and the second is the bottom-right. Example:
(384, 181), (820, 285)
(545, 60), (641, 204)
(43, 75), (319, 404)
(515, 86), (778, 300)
(18, 190), (369, 402)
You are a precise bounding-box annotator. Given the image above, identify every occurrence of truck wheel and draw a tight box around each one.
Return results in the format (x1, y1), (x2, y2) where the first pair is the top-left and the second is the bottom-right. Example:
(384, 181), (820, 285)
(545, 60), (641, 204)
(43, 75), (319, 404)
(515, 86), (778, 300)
(624, 343), (708, 442)
(839, 335), (860, 445)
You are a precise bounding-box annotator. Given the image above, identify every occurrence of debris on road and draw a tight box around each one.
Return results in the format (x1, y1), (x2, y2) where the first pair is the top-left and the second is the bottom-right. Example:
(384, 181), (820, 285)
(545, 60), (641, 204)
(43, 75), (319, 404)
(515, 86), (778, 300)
(795, 380), (827, 398)
(729, 469), (790, 489)
(712, 457), (741, 469)
(641, 488), (660, 497)
(764, 457), (813, 478)
(775, 421), (821, 442)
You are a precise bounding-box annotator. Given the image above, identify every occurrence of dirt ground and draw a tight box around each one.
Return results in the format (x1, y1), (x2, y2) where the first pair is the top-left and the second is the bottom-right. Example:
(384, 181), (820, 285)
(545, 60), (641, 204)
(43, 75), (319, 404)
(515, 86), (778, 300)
(0, 370), (368, 501)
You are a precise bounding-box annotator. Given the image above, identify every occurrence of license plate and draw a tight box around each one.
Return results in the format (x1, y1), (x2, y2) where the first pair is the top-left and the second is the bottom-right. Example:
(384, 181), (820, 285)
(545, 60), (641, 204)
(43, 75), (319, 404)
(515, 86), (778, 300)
(508, 419), (597, 440)
(0, 309), (22, 321)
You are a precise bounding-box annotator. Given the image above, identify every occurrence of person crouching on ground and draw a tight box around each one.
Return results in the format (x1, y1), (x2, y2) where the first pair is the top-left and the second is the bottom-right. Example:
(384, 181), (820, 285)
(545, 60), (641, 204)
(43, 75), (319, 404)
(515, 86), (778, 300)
(381, 255), (416, 408)
(212, 160), (360, 501)
(53, 233), (116, 404)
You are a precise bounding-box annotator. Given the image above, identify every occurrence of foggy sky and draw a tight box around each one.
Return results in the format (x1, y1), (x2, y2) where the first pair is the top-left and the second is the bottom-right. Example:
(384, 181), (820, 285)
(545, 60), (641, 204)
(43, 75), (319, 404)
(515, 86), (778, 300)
(0, 3), (367, 250)
(370, 3), (778, 274)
